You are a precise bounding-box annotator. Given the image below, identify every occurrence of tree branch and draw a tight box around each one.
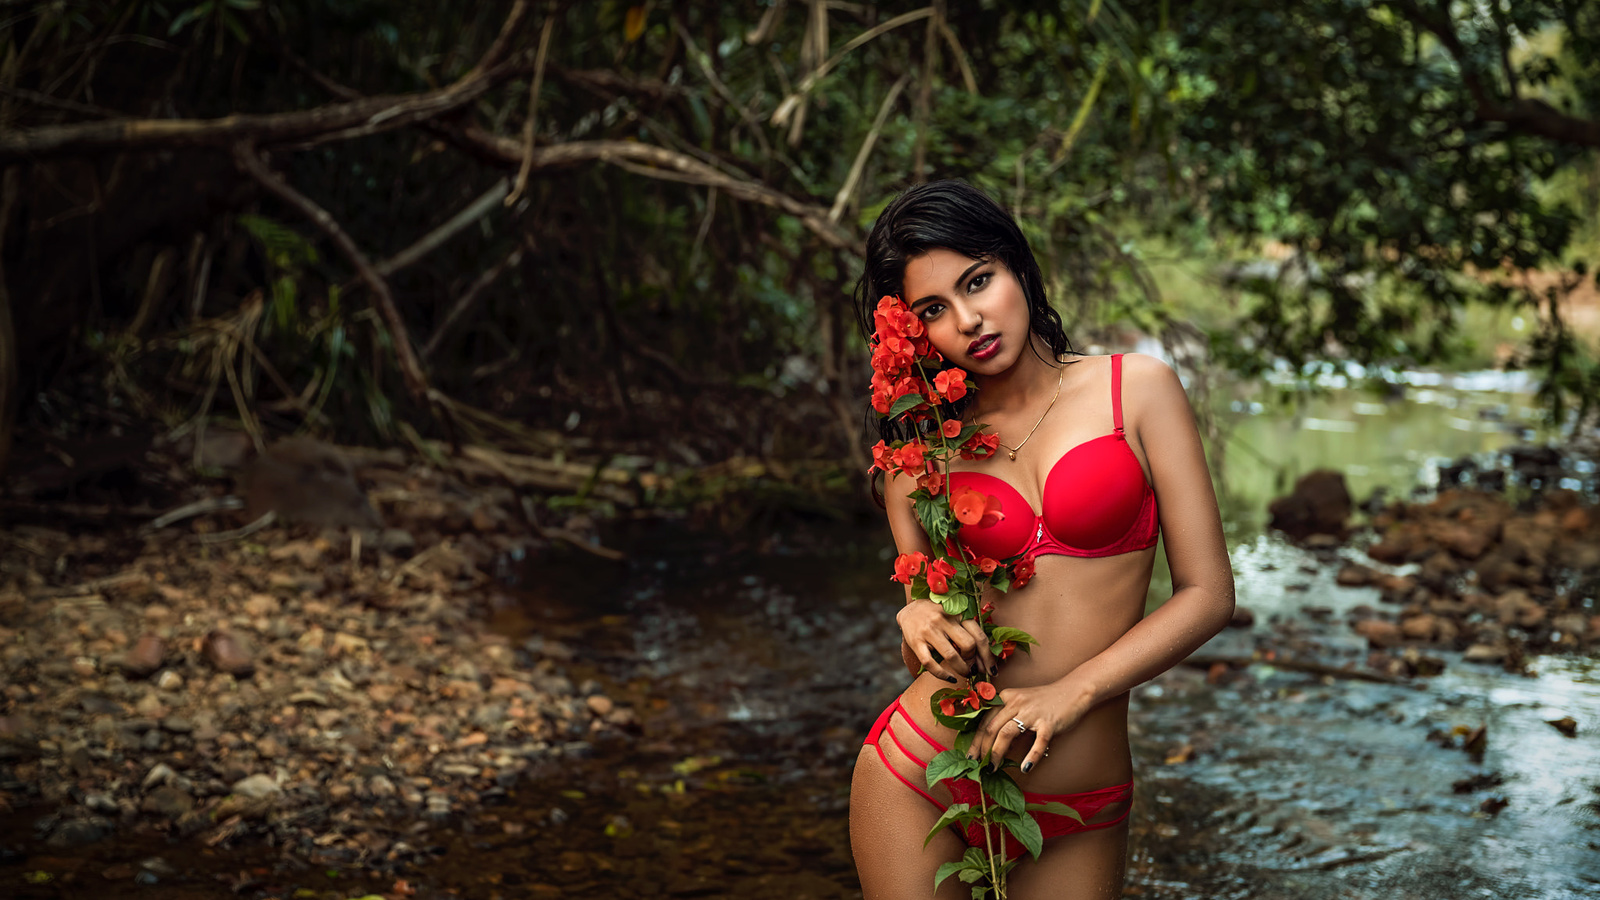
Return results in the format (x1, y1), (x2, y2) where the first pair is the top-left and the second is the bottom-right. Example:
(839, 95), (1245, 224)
(450, 130), (859, 252)
(421, 240), (528, 360)
(1387, 0), (1600, 149)
(0, 2), (531, 162)
(231, 143), (433, 411)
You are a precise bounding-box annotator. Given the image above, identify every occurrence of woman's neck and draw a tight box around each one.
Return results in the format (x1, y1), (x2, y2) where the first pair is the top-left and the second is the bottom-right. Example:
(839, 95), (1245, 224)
(965, 333), (1061, 419)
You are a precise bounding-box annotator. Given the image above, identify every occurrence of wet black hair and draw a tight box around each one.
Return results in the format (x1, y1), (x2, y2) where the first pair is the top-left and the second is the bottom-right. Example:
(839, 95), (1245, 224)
(851, 180), (1078, 456)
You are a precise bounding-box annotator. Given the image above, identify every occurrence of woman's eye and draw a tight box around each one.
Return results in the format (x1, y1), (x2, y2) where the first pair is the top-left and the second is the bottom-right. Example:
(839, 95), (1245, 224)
(968, 272), (990, 292)
(919, 303), (945, 321)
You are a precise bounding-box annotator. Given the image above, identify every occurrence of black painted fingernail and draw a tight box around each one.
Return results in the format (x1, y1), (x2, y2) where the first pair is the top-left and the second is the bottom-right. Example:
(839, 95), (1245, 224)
(944, 675), (958, 683)
(989, 666), (998, 676)
(1021, 761), (1033, 774)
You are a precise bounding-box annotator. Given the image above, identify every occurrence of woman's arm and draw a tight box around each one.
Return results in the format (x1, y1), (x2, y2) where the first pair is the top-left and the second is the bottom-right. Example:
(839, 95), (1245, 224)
(1066, 352), (1235, 697)
(883, 463), (997, 681)
(972, 353), (1234, 770)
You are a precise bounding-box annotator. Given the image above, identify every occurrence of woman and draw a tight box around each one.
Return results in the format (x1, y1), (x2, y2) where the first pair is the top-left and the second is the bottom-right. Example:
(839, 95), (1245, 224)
(849, 181), (1235, 899)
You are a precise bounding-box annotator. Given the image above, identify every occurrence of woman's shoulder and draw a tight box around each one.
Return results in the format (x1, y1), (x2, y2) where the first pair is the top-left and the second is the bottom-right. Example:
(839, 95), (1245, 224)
(1114, 353), (1190, 423)
(1063, 351), (1179, 383)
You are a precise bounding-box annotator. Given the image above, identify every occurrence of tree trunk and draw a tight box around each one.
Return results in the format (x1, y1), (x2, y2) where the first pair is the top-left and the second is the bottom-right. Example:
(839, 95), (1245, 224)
(0, 168), (18, 480)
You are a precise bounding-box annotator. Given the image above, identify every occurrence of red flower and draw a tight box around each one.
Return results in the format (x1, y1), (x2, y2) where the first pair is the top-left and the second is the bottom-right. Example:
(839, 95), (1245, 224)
(891, 551), (927, 585)
(870, 440), (895, 474)
(961, 689), (983, 710)
(926, 557), (957, 594)
(933, 369), (969, 403)
(974, 680), (997, 701)
(1012, 555), (1036, 589)
(960, 431), (1000, 460)
(893, 442), (927, 471)
(950, 486), (1005, 528)
(939, 696), (958, 717)
(999, 640), (1018, 660)
(975, 557), (999, 575)
(918, 469), (945, 496)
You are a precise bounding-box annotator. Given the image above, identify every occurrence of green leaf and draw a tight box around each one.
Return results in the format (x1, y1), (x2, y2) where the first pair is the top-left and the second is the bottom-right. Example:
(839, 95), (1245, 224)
(989, 569), (1012, 593)
(1025, 801), (1087, 825)
(889, 391), (927, 418)
(953, 730), (976, 753)
(930, 702), (984, 730)
(1004, 808), (1045, 860)
(980, 768), (1026, 814)
(925, 749), (980, 787)
(168, 3), (210, 35)
(934, 860), (965, 890)
(923, 803), (974, 848)
(986, 626), (1038, 646)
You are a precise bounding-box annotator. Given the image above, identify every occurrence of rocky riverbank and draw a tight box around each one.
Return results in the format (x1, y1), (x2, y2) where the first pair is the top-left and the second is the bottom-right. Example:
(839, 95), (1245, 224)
(1257, 440), (1600, 681)
(0, 445), (637, 876)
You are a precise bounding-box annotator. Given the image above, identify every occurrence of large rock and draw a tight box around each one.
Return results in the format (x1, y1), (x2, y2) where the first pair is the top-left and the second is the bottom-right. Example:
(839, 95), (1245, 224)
(238, 437), (382, 529)
(1268, 470), (1352, 542)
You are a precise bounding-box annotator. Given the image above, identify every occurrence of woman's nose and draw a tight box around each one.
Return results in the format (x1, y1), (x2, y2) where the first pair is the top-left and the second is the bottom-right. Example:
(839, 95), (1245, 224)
(955, 300), (983, 335)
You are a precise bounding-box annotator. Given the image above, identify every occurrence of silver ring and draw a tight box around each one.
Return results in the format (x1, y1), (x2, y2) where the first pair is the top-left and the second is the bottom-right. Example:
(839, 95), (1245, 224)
(1012, 717), (1028, 734)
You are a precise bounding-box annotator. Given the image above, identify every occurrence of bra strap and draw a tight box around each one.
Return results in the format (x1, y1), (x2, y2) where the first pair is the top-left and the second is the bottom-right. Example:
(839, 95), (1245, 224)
(1111, 353), (1125, 435)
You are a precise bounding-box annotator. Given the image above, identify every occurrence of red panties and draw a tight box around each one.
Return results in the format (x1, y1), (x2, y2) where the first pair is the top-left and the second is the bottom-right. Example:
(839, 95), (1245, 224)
(862, 698), (1132, 861)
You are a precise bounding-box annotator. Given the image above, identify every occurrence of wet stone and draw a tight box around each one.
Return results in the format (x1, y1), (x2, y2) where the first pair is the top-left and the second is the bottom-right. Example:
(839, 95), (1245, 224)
(46, 818), (109, 849)
(140, 786), (195, 818)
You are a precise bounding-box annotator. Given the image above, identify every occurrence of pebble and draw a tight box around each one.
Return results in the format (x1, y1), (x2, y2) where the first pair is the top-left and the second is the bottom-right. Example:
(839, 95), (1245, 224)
(230, 774), (282, 799)
(46, 819), (108, 848)
(424, 791), (452, 818)
(140, 786), (195, 818)
(367, 775), (397, 798)
(142, 762), (177, 790)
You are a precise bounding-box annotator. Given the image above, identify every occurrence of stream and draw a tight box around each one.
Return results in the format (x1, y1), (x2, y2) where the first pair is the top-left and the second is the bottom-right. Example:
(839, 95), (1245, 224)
(5, 368), (1599, 899)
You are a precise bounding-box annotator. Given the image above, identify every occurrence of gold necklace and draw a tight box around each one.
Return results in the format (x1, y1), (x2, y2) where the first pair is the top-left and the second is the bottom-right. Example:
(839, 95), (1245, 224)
(995, 366), (1064, 461)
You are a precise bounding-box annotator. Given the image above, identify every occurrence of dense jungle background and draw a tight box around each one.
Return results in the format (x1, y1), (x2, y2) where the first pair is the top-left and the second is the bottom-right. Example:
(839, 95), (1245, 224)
(2, 0), (1598, 486)
(4, 2), (1600, 899)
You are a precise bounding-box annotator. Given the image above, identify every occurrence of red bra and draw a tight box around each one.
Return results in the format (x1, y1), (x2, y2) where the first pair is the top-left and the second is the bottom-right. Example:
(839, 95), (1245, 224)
(949, 354), (1158, 560)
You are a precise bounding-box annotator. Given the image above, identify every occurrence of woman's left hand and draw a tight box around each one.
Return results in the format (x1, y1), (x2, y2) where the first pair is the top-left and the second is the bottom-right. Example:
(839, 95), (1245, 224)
(968, 679), (1093, 774)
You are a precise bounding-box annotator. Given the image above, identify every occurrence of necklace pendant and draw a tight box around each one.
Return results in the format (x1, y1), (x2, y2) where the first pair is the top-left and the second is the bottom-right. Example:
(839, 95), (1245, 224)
(1007, 449), (1017, 461)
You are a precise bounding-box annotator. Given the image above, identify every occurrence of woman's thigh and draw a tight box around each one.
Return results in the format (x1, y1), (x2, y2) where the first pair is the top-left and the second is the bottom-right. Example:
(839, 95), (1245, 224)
(850, 745), (970, 900)
(1005, 819), (1129, 900)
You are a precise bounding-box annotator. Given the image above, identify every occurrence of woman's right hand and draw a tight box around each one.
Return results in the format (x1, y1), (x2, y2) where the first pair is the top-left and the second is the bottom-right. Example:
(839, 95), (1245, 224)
(896, 599), (998, 683)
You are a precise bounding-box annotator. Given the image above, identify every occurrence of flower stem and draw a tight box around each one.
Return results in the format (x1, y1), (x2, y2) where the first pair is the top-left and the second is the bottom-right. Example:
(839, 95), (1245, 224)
(978, 779), (1000, 896)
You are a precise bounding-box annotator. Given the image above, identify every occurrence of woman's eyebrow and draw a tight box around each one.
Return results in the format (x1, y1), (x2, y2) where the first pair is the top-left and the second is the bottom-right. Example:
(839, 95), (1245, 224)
(910, 261), (985, 309)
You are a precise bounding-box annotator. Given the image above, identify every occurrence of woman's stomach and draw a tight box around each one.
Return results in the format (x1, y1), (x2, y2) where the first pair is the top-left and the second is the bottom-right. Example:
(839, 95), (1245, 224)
(895, 549), (1157, 793)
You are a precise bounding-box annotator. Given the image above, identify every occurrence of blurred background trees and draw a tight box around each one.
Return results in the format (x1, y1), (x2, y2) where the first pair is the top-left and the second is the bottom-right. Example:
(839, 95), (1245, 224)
(1, 0), (1596, 481)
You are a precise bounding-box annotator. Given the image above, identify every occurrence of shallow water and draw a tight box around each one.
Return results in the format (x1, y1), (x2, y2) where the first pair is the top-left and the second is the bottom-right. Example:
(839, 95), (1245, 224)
(4, 376), (1596, 899)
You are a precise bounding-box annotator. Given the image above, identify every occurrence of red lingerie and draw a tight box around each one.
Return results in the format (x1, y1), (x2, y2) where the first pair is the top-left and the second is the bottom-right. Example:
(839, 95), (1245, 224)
(948, 354), (1158, 560)
(862, 698), (1132, 860)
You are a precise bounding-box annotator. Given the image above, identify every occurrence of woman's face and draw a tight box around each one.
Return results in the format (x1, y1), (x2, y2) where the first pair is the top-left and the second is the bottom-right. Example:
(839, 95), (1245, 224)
(901, 248), (1031, 375)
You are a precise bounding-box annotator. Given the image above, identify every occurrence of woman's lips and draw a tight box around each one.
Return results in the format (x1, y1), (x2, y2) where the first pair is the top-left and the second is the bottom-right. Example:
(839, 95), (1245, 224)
(969, 334), (1000, 360)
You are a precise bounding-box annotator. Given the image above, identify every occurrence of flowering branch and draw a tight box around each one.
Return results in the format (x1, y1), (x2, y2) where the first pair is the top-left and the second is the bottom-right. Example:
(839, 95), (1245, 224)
(865, 294), (1044, 896)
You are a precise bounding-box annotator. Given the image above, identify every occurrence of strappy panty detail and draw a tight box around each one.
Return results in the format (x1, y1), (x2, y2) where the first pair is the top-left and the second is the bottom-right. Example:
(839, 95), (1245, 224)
(862, 698), (1133, 860)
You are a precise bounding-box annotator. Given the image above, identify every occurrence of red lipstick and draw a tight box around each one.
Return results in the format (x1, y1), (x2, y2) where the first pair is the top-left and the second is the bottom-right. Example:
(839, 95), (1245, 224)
(969, 334), (1000, 360)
